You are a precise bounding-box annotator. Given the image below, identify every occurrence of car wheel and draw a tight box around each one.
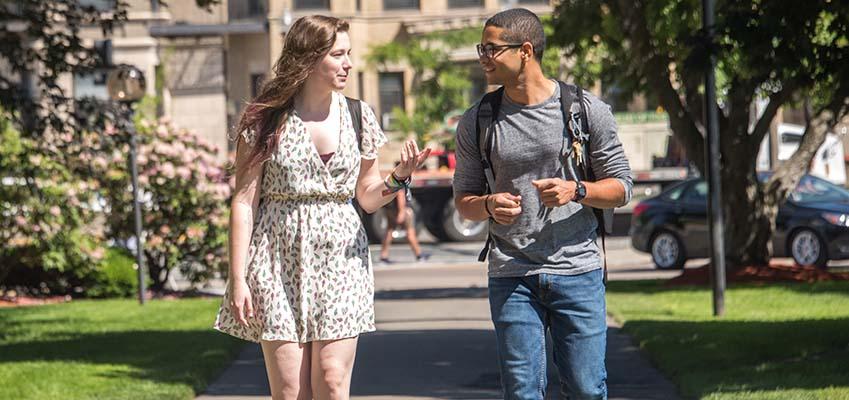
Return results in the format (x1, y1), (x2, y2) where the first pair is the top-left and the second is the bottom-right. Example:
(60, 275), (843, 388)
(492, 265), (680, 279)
(361, 199), (423, 244)
(650, 231), (686, 270)
(441, 200), (488, 242)
(790, 229), (828, 269)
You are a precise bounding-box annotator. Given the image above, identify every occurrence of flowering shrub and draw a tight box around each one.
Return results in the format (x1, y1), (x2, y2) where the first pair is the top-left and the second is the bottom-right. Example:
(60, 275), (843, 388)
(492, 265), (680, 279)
(89, 117), (231, 291)
(1, 110), (231, 296)
(0, 113), (106, 294)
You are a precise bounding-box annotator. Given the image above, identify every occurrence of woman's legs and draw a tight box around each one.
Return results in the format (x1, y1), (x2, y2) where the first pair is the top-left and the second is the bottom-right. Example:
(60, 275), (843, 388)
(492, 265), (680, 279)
(261, 341), (312, 400)
(311, 336), (359, 400)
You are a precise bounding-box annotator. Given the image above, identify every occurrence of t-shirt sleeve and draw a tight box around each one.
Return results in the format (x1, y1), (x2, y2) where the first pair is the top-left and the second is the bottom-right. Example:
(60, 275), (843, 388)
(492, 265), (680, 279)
(359, 101), (388, 160)
(452, 104), (487, 197)
(585, 94), (634, 206)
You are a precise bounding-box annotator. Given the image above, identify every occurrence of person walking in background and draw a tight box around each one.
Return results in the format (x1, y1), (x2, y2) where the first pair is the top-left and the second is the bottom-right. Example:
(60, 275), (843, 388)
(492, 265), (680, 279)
(378, 185), (430, 264)
(214, 15), (429, 400)
(453, 9), (632, 400)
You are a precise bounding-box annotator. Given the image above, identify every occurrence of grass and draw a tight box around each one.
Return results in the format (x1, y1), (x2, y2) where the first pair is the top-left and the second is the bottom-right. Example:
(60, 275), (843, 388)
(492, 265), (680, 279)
(0, 298), (244, 400)
(606, 280), (849, 400)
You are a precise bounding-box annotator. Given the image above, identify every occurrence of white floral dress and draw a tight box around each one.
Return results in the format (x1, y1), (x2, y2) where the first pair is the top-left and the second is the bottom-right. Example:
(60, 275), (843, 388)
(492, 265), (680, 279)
(214, 92), (386, 343)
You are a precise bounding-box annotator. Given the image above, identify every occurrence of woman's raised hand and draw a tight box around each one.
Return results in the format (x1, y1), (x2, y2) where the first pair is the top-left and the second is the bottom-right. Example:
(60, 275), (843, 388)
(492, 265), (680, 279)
(394, 139), (431, 179)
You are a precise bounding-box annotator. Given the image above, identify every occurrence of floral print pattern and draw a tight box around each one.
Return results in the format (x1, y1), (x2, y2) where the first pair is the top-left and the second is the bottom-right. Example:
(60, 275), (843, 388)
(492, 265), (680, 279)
(214, 92), (386, 343)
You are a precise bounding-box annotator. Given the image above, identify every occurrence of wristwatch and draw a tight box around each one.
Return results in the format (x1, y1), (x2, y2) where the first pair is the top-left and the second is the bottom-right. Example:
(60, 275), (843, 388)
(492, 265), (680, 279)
(574, 181), (587, 203)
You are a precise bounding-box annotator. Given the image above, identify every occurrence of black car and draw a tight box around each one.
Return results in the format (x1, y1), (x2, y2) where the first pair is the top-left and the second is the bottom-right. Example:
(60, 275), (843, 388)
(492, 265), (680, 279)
(631, 174), (849, 269)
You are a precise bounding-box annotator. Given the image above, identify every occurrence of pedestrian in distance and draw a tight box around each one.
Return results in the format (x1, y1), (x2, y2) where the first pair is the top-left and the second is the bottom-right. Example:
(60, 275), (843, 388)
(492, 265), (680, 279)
(378, 183), (430, 264)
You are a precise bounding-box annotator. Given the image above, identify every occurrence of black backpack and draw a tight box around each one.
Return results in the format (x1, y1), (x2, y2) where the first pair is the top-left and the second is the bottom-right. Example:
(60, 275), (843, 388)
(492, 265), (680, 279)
(346, 96), (363, 150)
(474, 81), (613, 277)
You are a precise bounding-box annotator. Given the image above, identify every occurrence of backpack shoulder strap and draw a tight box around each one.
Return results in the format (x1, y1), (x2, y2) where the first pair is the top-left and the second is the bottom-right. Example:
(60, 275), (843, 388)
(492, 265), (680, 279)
(345, 96), (363, 152)
(475, 87), (504, 195)
(474, 86), (504, 262)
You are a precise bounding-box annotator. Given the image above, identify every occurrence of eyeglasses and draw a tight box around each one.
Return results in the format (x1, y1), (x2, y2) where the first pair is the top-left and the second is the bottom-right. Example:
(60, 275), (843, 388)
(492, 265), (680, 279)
(476, 43), (524, 59)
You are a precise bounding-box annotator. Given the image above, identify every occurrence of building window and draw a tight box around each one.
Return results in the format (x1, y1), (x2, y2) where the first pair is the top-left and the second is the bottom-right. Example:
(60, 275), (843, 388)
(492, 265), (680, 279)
(448, 0), (483, 8)
(79, 0), (116, 11)
(73, 71), (109, 100)
(294, 0), (329, 10)
(383, 0), (419, 10)
(378, 72), (405, 130)
(229, 0), (266, 20)
(250, 73), (265, 98)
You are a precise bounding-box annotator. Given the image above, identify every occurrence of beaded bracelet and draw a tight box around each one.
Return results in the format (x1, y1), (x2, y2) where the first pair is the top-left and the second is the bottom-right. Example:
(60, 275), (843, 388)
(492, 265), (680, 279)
(383, 173), (406, 192)
(382, 171), (413, 202)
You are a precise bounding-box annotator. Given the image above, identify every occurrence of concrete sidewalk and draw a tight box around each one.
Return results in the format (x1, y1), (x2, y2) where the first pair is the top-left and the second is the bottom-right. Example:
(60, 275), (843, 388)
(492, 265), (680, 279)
(197, 263), (680, 400)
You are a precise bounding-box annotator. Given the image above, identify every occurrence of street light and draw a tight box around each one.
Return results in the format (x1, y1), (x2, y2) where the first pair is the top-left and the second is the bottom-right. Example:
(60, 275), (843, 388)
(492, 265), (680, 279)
(107, 64), (148, 305)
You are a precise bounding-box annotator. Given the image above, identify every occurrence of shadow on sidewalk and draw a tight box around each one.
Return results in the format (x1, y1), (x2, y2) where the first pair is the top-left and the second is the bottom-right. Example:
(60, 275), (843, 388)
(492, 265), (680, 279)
(375, 287), (489, 300)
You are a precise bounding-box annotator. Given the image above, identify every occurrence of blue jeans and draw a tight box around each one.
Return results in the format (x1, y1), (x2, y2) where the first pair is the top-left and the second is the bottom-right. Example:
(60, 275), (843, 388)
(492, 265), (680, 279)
(489, 269), (607, 400)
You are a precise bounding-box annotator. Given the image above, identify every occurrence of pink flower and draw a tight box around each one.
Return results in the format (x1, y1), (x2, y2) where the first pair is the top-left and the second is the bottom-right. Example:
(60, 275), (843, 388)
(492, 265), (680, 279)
(160, 162), (175, 179)
(14, 215), (27, 227)
(49, 206), (61, 217)
(176, 166), (192, 180)
(186, 226), (203, 239)
(92, 156), (108, 169)
(147, 235), (164, 247)
(89, 247), (105, 259)
(159, 225), (171, 234)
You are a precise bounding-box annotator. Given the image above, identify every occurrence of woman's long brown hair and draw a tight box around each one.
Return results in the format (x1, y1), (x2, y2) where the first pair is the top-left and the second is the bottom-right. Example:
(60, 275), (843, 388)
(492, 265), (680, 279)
(236, 15), (349, 167)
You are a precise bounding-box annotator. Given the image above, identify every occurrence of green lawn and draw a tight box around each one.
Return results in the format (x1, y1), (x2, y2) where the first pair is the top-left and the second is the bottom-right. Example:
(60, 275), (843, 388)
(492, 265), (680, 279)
(606, 281), (849, 400)
(0, 298), (244, 400)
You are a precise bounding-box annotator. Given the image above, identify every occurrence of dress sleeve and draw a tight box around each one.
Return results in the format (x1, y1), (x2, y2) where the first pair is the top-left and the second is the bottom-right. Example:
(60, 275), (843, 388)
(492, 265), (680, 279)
(359, 101), (388, 160)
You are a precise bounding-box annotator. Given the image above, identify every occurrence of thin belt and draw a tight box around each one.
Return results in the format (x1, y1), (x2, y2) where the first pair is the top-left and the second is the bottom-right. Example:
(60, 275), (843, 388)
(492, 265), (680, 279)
(265, 192), (352, 203)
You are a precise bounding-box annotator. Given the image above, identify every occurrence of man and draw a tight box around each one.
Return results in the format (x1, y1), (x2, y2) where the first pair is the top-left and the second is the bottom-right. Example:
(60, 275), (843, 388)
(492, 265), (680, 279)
(453, 8), (632, 400)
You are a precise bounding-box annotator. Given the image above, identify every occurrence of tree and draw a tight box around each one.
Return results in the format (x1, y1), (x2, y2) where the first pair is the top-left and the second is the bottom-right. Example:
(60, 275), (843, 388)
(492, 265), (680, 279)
(367, 23), (566, 149)
(552, 0), (849, 268)
(367, 28), (479, 148)
(0, 0), (219, 137)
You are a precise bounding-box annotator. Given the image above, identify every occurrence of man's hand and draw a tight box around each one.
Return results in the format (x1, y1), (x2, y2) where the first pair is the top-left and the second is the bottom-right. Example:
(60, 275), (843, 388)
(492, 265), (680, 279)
(532, 178), (577, 208)
(487, 193), (522, 225)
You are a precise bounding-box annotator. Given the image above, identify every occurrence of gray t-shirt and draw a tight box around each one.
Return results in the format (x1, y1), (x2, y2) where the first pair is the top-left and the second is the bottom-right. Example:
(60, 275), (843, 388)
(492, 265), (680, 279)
(453, 82), (633, 277)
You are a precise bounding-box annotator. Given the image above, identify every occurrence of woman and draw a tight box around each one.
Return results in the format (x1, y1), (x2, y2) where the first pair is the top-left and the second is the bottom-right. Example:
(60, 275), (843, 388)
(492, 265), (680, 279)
(214, 15), (430, 400)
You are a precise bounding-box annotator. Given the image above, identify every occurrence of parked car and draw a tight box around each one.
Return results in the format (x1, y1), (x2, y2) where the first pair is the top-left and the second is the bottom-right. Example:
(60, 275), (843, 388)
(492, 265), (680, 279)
(631, 174), (849, 269)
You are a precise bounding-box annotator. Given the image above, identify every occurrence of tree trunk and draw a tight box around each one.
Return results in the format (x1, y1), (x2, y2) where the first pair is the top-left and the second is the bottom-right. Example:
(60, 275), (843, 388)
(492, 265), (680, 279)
(721, 165), (776, 267)
(721, 109), (836, 269)
(146, 251), (166, 292)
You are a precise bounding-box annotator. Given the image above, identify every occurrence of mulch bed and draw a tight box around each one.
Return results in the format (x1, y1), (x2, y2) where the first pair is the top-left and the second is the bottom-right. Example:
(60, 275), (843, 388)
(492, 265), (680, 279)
(667, 261), (849, 286)
(0, 294), (72, 308)
(0, 289), (218, 308)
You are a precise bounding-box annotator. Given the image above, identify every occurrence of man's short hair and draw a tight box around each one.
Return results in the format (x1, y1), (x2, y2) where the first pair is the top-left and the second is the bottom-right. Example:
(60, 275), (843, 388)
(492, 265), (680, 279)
(485, 8), (546, 62)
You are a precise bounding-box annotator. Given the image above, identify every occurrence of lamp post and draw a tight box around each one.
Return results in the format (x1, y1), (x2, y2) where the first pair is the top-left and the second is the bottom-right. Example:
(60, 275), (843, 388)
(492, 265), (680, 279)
(702, 0), (726, 316)
(106, 65), (148, 305)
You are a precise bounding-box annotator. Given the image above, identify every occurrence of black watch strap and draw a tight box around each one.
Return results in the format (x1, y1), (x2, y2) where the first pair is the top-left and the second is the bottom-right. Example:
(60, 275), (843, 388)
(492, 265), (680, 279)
(574, 181), (587, 202)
